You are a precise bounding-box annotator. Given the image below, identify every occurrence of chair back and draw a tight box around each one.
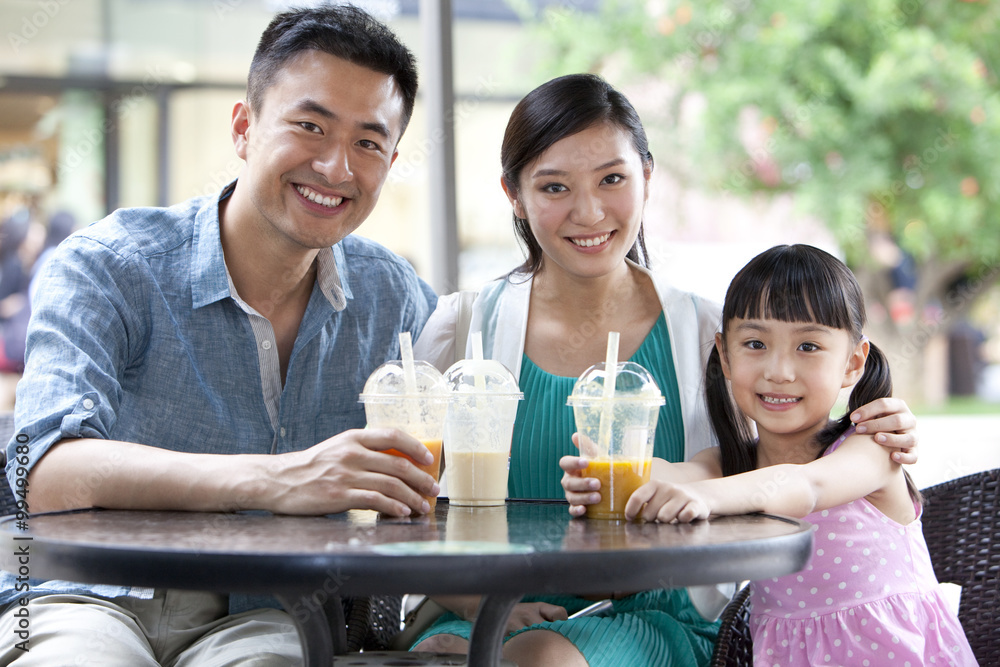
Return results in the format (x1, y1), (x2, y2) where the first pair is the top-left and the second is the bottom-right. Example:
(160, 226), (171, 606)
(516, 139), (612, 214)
(709, 584), (752, 667)
(921, 468), (1000, 665)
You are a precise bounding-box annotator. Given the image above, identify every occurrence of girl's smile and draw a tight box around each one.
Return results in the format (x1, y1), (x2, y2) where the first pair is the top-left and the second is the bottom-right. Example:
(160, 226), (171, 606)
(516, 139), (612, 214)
(758, 393), (802, 409)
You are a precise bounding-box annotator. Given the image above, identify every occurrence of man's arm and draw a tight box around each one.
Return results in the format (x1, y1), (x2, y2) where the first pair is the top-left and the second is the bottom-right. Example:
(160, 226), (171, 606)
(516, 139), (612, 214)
(28, 428), (439, 516)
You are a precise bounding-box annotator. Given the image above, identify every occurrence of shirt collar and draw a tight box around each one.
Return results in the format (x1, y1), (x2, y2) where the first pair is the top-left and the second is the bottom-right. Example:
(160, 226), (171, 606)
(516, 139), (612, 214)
(191, 180), (349, 311)
(190, 183), (234, 309)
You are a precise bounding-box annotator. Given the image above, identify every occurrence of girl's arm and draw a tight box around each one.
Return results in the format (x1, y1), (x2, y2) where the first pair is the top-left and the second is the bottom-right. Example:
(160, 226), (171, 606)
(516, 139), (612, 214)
(626, 434), (908, 523)
(560, 442), (723, 517)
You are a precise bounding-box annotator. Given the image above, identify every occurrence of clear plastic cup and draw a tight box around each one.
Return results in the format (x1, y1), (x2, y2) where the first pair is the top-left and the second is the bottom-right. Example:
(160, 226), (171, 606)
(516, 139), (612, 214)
(359, 359), (450, 510)
(442, 359), (522, 506)
(567, 361), (665, 520)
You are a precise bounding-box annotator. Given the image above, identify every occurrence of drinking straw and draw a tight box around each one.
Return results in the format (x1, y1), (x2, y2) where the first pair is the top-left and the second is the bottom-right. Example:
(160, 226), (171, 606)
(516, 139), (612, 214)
(399, 331), (418, 395)
(597, 331), (620, 452)
(471, 331), (487, 392)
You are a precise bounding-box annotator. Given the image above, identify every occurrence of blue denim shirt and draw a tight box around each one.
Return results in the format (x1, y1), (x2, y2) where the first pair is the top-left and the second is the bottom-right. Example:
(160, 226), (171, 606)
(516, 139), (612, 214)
(1, 183), (437, 610)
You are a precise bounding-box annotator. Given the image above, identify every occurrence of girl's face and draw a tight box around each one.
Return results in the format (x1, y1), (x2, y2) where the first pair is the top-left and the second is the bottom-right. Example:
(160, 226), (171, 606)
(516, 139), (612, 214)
(503, 122), (651, 280)
(716, 318), (868, 442)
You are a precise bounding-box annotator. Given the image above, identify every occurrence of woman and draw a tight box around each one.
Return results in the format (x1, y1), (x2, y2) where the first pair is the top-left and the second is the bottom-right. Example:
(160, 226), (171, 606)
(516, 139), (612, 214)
(413, 73), (918, 667)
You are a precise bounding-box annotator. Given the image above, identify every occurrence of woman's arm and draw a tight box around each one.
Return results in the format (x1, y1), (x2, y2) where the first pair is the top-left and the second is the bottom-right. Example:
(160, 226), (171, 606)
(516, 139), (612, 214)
(626, 434), (903, 523)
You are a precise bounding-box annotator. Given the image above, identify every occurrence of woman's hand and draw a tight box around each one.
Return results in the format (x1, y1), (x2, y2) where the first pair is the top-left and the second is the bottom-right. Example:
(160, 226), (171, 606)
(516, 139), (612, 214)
(560, 453), (600, 518)
(625, 480), (710, 524)
(504, 602), (568, 633)
(851, 397), (919, 464)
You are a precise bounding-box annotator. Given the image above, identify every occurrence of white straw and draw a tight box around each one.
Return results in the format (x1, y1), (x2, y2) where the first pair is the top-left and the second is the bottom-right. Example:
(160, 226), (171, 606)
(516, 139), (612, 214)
(597, 331), (619, 451)
(471, 331), (486, 392)
(400, 331), (417, 395)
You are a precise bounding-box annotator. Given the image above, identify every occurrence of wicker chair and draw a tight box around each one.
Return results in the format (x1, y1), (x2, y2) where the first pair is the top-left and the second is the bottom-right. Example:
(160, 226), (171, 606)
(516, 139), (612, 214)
(920, 468), (1000, 665)
(342, 594), (403, 652)
(709, 584), (752, 667)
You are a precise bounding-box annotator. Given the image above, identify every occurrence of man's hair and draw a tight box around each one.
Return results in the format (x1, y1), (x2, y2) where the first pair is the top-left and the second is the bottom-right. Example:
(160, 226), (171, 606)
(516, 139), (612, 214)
(247, 3), (418, 139)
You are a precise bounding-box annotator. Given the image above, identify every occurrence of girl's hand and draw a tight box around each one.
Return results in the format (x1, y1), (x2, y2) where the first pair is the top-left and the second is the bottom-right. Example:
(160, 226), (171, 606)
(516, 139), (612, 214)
(625, 480), (711, 524)
(560, 454), (600, 518)
(851, 397), (919, 464)
(504, 602), (568, 633)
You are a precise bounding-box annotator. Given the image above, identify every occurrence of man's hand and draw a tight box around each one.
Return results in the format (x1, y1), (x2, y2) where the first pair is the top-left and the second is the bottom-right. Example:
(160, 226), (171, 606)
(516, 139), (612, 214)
(268, 428), (439, 517)
(851, 397), (919, 465)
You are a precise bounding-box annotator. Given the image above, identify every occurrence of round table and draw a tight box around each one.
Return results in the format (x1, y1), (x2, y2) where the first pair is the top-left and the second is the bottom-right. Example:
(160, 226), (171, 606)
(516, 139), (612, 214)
(0, 501), (813, 666)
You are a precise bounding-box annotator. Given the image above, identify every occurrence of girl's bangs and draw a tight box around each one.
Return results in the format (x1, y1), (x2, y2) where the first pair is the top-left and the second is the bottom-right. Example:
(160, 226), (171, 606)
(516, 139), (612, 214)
(724, 249), (854, 331)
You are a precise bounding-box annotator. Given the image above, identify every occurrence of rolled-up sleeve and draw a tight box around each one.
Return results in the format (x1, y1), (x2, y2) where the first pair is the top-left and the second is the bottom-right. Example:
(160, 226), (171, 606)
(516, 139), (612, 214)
(5, 235), (141, 491)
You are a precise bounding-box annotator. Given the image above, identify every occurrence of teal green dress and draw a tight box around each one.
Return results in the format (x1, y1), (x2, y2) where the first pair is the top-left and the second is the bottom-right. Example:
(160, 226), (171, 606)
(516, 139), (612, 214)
(414, 313), (720, 666)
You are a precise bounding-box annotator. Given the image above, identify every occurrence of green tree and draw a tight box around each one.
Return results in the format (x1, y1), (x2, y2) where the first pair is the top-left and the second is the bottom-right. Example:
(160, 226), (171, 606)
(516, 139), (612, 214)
(527, 0), (1000, 404)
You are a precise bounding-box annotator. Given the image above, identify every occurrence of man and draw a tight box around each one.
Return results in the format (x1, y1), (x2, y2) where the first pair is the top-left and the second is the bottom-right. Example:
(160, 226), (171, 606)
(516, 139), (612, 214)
(0, 5), (436, 664)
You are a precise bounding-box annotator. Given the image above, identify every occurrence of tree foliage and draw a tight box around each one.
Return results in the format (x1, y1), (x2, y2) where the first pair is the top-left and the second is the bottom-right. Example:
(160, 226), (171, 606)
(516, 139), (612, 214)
(525, 0), (1000, 400)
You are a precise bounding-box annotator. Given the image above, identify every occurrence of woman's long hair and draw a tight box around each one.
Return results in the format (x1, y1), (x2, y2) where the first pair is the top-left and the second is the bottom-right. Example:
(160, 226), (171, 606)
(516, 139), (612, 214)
(705, 244), (921, 503)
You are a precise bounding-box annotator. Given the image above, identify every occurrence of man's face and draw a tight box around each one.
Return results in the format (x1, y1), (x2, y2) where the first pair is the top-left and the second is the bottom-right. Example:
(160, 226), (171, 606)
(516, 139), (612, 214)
(232, 50), (404, 251)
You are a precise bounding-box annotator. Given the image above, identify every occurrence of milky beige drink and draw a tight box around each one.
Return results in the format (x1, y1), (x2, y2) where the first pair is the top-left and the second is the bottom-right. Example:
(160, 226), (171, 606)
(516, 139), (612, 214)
(447, 450), (510, 506)
(442, 355), (522, 507)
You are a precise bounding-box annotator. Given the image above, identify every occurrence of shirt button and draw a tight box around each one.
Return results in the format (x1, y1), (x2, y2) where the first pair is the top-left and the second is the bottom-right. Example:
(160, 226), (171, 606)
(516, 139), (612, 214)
(82, 398), (95, 410)
(261, 340), (273, 350)
(280, 427), (286, 437)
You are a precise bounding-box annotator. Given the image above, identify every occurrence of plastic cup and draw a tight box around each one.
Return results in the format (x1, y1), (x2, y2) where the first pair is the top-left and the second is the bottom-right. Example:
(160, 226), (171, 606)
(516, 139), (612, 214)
(567, 361), (665, 520)
(359, 359), (450, 511)
(442, 358), (522, 506)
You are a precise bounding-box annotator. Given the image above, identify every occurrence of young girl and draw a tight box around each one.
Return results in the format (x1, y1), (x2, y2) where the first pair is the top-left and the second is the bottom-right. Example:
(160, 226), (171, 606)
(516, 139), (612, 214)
(417, 73), (920, 667)
(564, 244), (974, 665)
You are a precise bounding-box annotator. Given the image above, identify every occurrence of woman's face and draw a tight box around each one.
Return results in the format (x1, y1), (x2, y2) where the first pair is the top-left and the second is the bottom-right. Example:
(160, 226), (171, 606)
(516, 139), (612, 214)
(504, 122), (651, 280)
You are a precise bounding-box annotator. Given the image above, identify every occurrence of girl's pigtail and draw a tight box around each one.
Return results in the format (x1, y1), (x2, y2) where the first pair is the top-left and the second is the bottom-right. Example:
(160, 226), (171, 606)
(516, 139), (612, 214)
(705, 345), (756, 476)
(817, 341), (923, 504)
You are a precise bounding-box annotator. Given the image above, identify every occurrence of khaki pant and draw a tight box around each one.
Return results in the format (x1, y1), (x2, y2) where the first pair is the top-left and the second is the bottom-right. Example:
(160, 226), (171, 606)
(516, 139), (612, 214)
(0, 590), (302, 666)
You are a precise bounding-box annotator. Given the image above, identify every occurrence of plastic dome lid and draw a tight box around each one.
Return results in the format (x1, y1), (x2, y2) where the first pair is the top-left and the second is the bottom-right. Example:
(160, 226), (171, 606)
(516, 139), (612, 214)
(359, 359), (450, 402)
(443, 358), (523, 398)
(566, 361), (665, 406)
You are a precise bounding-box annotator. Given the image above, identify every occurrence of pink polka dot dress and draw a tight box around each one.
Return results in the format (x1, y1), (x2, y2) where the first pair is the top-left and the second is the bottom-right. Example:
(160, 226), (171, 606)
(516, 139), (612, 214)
(749, 434), (977, 666)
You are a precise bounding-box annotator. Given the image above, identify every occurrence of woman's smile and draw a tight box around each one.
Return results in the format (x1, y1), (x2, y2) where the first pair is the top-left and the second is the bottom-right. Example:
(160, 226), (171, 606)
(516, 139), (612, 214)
(568, 231), (614, 249)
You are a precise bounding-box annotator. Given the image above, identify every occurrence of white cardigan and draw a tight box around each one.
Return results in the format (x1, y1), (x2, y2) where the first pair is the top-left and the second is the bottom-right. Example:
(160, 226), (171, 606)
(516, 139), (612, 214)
(414, 262), (723, 461)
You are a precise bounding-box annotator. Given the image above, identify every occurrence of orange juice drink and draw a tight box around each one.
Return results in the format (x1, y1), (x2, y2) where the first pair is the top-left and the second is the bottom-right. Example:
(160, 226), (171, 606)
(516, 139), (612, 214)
(386, 438), (443, 510)
(585, 458), (651, 520)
